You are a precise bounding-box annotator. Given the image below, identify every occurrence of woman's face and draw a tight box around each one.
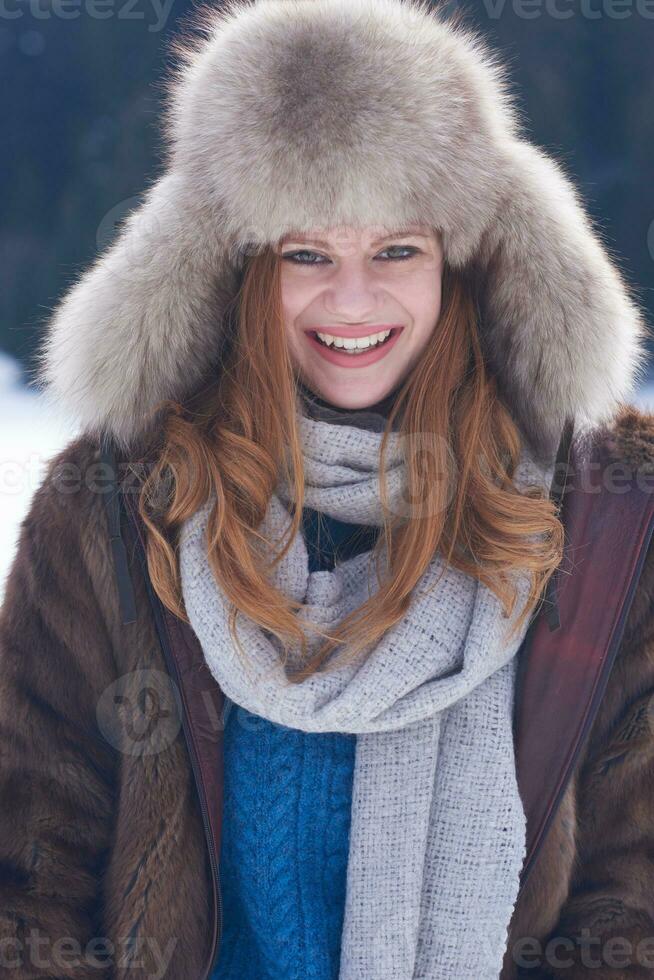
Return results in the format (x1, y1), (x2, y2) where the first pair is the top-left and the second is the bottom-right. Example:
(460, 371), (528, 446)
(276, 224), (444, 410)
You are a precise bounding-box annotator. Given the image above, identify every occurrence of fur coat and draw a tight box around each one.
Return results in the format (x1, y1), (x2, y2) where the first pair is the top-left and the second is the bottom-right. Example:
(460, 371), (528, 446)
(3, 408), (654, 980)
(1, 0), (652, 977)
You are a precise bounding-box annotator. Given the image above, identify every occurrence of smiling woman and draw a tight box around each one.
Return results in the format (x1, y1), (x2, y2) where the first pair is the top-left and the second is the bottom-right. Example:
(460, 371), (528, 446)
(2, 0), (652, 979)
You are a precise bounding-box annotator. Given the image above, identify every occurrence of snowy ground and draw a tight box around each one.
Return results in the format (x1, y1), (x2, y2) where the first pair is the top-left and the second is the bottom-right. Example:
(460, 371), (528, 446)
(2, 349), (654, 601)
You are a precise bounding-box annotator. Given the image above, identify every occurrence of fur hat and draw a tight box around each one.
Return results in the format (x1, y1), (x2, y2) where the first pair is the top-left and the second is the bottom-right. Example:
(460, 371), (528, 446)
(34, 0), (649, 460)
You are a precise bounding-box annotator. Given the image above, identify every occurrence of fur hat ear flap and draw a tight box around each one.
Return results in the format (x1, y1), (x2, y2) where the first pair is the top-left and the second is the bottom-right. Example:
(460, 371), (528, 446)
(32, 172), (242, 453)
(470, 139), (649, 461)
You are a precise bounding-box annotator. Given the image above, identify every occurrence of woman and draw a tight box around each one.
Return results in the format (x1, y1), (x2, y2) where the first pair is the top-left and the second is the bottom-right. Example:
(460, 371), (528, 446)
(1, 0), (653, 978)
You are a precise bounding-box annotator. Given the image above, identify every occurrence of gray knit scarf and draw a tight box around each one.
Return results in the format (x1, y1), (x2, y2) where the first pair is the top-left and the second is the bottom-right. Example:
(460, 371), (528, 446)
(178, 392), (554, 980)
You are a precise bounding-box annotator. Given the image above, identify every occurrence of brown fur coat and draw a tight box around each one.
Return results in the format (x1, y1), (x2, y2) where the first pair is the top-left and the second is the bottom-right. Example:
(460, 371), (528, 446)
(1, 403), (654, 979)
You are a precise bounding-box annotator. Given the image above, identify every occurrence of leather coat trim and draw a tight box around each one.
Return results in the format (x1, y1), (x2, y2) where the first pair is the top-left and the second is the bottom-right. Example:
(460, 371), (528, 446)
(515, 429), (654, 888)
(102, 454), (225, 980)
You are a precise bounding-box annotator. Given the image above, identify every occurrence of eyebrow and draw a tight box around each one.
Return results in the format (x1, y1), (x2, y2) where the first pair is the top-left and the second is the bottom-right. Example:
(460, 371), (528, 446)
(280, 227), (430, 248)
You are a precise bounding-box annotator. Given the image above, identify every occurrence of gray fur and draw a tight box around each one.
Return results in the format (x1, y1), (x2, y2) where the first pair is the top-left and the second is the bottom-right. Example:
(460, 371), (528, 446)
(33, 0), (649, 459)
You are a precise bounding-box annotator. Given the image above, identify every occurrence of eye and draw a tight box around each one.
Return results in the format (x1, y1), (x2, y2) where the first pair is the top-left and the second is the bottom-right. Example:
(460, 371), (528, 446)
(377, 245), (420, 261)
(281, 249), (327, 265)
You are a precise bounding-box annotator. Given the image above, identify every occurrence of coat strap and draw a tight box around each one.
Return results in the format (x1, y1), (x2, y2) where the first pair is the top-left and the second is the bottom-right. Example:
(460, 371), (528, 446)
(99, 436), (138, 626)
(542, 416), (576, 631)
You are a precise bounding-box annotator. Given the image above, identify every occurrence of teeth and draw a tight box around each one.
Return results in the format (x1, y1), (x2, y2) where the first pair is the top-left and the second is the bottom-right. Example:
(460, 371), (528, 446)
(315, 329), (392, 350)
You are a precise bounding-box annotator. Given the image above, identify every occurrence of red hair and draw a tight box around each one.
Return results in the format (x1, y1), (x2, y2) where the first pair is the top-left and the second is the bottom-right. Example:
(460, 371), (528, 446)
(139, 246), (565, 681)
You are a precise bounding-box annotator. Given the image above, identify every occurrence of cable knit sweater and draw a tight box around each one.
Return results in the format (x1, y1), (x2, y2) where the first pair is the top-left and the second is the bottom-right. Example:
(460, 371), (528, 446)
(209, 508), (381, 980)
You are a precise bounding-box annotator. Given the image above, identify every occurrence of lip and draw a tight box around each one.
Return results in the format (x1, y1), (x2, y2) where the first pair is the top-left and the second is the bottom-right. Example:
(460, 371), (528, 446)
(305, 326), (404, 368)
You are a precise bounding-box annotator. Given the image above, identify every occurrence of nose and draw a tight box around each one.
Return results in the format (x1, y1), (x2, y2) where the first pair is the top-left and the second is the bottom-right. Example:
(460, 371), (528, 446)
(322, 261), (381, 323)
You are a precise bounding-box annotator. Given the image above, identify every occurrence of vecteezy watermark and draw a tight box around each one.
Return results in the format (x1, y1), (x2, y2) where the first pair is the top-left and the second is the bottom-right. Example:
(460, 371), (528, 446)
(480, 0), (654, 17)
(0, 0), (175, 33)
(6, 436), (654, 507)
(0, 930), (178, 978)
(510, 928), (654, 969)
(96, 669), (183, 757)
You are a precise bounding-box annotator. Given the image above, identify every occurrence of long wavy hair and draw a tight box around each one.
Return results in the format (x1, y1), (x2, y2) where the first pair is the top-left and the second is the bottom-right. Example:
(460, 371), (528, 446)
(138, 244), (565, 682)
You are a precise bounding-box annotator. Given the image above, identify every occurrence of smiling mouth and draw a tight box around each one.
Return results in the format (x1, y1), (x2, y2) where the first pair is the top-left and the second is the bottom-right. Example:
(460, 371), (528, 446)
(310, 327), (401, 355)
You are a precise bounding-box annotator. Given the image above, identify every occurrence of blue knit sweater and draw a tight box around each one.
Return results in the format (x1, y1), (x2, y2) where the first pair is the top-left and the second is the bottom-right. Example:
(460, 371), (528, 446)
(209, 508), (381, 980)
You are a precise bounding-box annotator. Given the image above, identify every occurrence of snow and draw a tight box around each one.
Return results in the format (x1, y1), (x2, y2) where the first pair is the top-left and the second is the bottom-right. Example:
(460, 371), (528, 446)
(0, 352), (79, 596)
(2, 349), (654, 602)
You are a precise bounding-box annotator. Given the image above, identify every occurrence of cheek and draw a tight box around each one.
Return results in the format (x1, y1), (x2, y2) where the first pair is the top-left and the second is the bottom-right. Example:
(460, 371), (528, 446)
(280, 274), (314, 334)
(403, 270), (443, 350)
(279, 274), (320, 365)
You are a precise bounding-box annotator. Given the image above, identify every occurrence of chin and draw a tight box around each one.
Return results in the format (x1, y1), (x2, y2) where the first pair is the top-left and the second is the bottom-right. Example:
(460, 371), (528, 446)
(322, 390), (399, 417)
(297, 370), (402, 411)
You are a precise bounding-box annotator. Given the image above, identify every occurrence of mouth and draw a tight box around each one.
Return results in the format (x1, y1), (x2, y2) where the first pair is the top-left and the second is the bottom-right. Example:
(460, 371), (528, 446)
(305, 326), (404, 367)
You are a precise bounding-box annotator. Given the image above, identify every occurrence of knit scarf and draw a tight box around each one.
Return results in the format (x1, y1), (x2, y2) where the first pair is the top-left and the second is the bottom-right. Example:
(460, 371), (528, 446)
(178, 395), (555, 980)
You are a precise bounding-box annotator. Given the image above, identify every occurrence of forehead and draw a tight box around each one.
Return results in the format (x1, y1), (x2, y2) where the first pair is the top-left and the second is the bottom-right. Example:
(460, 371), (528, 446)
(279, 224), (435, 246)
